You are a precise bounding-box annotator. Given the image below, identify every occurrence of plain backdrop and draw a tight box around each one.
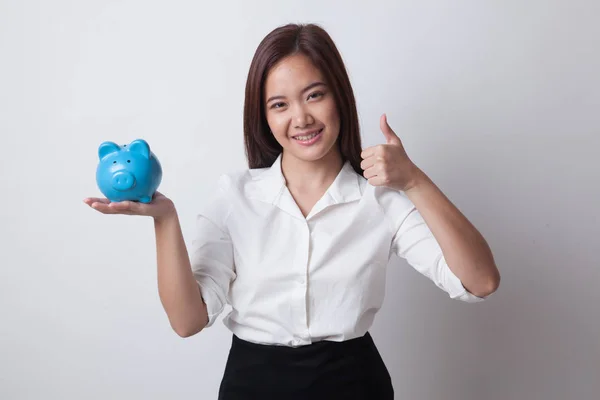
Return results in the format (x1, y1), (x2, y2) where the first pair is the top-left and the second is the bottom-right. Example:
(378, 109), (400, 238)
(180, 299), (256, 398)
(1, 1), (598, 399)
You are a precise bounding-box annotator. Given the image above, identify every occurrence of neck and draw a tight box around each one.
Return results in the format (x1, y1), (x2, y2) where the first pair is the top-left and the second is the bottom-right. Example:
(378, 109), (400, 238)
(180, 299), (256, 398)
(281, 149), (344, 191)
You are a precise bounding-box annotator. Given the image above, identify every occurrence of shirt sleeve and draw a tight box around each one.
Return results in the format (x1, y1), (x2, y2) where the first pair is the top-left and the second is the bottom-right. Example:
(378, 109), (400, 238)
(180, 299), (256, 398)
(380, 188), (486, 303)
(190, 174), (236, 328)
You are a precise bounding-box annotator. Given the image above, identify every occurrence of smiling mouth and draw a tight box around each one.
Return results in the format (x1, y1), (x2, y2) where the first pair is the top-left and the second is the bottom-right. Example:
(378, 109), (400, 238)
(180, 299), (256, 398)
(293, 128), (323, 141)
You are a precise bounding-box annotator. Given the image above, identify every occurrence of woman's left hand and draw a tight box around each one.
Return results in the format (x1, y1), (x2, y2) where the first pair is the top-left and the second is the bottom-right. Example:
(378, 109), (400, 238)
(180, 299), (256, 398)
(360, 114), (423, 192)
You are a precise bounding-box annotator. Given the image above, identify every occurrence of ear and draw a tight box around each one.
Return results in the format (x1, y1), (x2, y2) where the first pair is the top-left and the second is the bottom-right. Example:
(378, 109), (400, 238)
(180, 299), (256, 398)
(127, 139), (150, 158)
(98, 141), (121, 160)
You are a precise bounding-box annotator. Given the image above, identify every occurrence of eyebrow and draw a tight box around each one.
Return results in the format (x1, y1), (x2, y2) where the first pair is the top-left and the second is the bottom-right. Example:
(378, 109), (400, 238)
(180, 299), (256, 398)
(266, 81), (326, 104)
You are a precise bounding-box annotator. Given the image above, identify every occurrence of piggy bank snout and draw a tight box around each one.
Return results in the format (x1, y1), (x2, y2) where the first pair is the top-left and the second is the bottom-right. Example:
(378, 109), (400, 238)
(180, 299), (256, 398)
(111, 171), (136, 191)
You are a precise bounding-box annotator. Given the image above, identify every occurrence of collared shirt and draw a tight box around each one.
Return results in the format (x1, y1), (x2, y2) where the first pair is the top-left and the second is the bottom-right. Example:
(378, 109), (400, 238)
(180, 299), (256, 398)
(191, 153), (484, 347)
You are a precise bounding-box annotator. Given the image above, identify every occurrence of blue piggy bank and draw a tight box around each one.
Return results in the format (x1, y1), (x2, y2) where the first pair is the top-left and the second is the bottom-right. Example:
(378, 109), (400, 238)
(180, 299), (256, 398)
(96, 139), (162, 203)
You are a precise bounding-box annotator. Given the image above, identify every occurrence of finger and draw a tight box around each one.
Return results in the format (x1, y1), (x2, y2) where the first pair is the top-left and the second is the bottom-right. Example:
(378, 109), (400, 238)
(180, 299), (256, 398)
(360, 156), (377, 171)
(108, 201), (129, 210)
(380, 114), (401, 145)
(84, 197), (110, 206)
(361, 146), (377, 159)
(90, 202), (119, 214)
(108, 201), (139, 213)
(110, 200), (152, 216)
(367, 175), (385, 187)
(363, 165), (379, 180)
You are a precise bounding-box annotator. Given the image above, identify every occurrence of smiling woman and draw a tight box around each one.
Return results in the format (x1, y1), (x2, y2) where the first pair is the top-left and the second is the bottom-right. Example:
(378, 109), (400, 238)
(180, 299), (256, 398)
(243, 23), (363, 177)
(264, 57), (339, 159)
(84, 21), (499, 400)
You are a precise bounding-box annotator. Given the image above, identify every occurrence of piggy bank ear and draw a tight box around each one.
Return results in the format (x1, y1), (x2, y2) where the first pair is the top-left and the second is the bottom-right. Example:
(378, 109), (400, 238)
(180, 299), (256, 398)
(98, 141), (121, 160)
(128, 139), (150, 158)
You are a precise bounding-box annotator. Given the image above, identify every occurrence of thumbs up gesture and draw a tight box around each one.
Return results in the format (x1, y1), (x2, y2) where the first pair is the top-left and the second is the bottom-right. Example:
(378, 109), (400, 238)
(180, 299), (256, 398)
(360, 114), (422, 192)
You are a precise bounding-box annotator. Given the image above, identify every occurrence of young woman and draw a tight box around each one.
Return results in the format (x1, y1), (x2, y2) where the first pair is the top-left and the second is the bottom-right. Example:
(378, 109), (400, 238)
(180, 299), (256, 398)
(85, 23), (500, 400)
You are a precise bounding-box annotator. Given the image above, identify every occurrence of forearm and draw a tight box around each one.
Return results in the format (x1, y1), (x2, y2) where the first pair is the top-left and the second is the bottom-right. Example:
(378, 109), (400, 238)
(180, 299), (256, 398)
(404, 168), (500, 297)
(154, 210), (208, 337)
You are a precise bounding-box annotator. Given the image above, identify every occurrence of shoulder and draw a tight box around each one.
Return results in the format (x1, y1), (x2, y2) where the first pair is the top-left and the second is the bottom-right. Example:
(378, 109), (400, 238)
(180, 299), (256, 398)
(211, 165), (280, 206)
(361, 180), (413, 209)
(346, 167), (414, 216)
(197, 167), (263, 224)
(215, 166), (270, 192)
(364, 184), (416, 227)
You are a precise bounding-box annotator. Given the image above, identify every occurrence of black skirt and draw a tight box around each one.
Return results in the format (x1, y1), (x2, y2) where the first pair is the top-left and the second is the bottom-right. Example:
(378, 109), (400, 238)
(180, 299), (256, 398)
(218, 331), (394, 400)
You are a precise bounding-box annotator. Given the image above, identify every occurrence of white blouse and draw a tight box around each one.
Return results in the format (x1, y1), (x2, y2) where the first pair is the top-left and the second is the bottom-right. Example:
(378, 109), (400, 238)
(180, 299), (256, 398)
(191, 153), (484, 347)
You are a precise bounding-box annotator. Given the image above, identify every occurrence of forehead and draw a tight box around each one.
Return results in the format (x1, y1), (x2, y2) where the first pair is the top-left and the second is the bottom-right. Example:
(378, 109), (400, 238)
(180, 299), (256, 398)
(264, 53), (325, 94)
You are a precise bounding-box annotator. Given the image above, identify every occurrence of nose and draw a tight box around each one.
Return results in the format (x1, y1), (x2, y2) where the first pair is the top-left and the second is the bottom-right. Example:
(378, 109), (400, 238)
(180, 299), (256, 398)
(111, 171), (136, 191)
(293, 105), (314, 128)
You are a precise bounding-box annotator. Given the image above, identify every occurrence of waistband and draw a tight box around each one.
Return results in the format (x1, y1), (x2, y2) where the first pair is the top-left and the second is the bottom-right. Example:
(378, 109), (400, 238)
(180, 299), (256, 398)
(231, 331), (373, 358)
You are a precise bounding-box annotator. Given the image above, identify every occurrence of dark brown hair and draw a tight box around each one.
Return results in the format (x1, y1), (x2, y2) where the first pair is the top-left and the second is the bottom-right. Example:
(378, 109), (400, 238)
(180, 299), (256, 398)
(243, 23), (363, 175)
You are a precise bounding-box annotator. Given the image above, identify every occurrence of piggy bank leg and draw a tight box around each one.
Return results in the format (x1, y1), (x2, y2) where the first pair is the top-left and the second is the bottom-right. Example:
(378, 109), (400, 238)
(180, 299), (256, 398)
(140, 196), (152, 203)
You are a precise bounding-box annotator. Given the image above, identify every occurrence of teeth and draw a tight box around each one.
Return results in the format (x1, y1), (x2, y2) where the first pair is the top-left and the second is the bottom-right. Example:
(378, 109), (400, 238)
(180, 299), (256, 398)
(295, 130), (320, 141)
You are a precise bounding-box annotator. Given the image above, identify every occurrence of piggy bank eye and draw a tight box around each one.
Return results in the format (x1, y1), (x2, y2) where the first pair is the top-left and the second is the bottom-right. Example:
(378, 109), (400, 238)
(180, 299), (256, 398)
(127, 160), (131, 163)
(113, 161), (116, 164)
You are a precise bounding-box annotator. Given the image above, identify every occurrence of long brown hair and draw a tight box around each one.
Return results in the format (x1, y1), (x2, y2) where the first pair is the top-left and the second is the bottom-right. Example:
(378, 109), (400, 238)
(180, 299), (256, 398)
(243, 23), (363, 175)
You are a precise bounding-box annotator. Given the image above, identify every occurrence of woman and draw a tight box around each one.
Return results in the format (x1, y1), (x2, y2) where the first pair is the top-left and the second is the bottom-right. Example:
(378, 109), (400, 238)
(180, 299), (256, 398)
(84, 23), (500, 399)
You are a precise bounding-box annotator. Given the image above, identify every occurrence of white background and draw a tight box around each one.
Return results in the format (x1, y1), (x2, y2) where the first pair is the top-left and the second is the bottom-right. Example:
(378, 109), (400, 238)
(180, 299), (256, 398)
(1, 1), (598, 399)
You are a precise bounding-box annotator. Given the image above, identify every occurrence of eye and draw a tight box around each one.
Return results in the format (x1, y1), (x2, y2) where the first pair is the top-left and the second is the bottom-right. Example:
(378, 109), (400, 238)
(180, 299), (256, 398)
(272, 102), (285, 109)
(127, 160), (131, 163)
(308, 91), (324, 100)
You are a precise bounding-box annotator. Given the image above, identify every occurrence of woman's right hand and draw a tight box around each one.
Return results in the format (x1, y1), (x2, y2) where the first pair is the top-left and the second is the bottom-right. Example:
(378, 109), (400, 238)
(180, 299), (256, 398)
(83, 191), (176, 220)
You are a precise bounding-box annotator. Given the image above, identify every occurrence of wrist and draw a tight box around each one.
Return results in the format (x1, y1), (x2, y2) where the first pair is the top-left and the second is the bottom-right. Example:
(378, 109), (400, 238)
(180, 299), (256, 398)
(403, 164), (429, 193)
(153, 201), (178, 224)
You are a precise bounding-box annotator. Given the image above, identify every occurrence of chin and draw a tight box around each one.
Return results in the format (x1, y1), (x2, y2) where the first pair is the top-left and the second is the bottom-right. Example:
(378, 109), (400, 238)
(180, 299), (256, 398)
(286, 141), (339, 163)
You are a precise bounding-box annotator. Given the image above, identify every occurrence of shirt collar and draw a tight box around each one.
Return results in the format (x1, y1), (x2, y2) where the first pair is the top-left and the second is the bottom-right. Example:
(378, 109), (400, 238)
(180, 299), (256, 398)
(246, 153), (363, 220)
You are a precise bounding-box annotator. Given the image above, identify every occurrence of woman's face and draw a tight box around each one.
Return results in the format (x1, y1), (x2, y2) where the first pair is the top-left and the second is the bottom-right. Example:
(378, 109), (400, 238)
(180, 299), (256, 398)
(264, 53), (341, 163)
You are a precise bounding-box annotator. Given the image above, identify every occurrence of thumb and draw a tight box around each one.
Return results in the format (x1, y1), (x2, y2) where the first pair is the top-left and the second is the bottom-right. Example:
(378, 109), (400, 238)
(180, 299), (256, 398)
(380, 114), (401, 145)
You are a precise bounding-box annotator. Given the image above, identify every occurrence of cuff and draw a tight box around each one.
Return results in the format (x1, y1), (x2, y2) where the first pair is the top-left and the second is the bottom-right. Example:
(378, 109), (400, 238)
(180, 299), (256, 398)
(442, 261), (487, 303)
(196, 279), (225, 328)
